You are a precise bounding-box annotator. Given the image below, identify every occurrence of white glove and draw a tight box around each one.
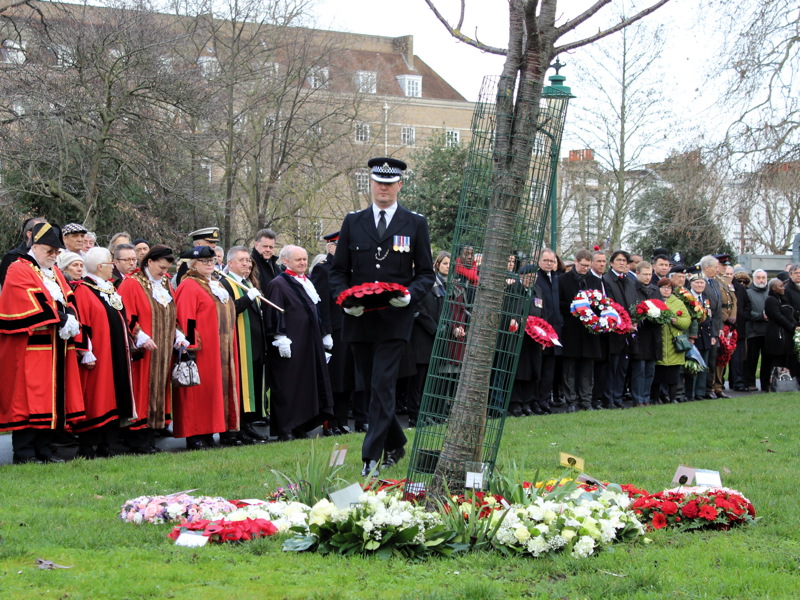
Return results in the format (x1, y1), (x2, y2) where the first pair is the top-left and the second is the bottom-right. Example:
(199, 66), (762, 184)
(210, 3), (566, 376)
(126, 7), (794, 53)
(344, 305), (365, 317)
(389, 292), (411, 308)
(272, 336), (292, 358)
(247, 287), (261, 301)
(322, 334), (333, 350)
(59, 314), (80, 340)
(135, 330), (152, 348)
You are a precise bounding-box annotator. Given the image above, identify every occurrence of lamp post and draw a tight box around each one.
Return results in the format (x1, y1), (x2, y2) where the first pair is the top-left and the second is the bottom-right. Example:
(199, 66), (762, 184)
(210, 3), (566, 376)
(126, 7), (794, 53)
(541, 58), (575, 253)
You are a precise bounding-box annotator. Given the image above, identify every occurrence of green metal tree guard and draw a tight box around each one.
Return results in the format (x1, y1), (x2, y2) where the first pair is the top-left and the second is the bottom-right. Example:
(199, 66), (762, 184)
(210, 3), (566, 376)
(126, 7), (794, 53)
(405, 70), (574, 499)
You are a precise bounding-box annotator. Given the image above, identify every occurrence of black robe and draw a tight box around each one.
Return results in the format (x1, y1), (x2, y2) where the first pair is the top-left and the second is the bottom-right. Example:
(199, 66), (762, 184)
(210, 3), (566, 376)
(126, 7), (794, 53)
(265, 273), (333, 435)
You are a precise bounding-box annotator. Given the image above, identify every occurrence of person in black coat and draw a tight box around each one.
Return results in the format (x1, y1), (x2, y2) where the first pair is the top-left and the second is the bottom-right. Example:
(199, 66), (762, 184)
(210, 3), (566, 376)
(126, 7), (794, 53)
(0, 217), (47, 287)
(533, 249), (562, 411)
(601, 250), (638, 408)
(629, 261), (663, 405)
(508, 265), (546, 416)
(763, 278), (799, 386)
(558, 249), (603, 412)
(684, 275), (714, 401)
(310, 232), (358, 436)
(329, 157), (435, 477)
(251, 229), (282, 292)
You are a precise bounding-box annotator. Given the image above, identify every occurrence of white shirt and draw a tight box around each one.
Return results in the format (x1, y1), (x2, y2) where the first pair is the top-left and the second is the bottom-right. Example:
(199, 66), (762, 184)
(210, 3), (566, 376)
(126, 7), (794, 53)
(372, 202), (398, 229)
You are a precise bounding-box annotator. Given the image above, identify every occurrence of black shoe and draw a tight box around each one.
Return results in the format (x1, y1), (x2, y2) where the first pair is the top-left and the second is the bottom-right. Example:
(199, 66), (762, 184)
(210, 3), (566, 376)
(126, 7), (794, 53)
(715, 391), (731, 399)
(509, 406), (523, 418)
(186, 439), (208, 451)
(361, 460), (380, 478)
(51, 432), (79, 448)
(291, 428), (309, 439)
(407, 420), (417, 428)
(322, 427), (342, 437)
(381, 446), (406, 469)
(566, 404), (577, 413)
(276, 433), (294, 442)
(239, 431), (267, 445)
(538, 404), (553, 414)
(153, 428), (173, 438)
(242, 423), (269, 441)
(13, 455), (44, 464)
(521, 406), (534, 416)
(338, 425), (353, 434)
(703, 394), (715, 400)
(550, 399), (566, 407)
(355, 423), (369, 433)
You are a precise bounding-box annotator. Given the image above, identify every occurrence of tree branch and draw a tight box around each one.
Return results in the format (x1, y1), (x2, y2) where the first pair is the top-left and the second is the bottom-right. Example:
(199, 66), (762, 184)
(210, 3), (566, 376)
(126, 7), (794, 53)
(554, 0), (673, 54)
(423, 0), (507, 55)
(555, 0), (610, 37)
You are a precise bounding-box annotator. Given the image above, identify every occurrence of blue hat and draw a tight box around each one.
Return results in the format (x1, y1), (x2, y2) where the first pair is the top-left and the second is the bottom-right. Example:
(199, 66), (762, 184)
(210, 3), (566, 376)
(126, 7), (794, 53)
(368, 157), (407, 183)
(180, 245), (216, 260)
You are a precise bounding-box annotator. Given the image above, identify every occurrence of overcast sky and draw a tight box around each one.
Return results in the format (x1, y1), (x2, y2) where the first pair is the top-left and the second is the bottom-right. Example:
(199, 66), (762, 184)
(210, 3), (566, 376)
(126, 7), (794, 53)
(310, 0), (723, 162)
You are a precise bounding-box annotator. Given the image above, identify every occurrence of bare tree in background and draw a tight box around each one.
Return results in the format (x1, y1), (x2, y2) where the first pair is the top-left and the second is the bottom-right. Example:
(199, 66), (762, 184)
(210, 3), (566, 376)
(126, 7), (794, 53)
(422, 0), (673, 497)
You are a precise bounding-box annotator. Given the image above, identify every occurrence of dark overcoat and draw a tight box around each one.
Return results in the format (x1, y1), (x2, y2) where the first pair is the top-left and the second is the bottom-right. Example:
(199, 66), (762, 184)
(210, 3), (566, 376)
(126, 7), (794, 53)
(558, 269), (603, 359)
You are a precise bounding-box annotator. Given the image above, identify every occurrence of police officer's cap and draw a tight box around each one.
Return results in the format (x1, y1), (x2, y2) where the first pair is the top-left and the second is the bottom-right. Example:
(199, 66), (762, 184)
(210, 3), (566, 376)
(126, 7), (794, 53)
(323, 231), (340, 243)
(180, 245), (216, 260)
(368, 157), (407, 184)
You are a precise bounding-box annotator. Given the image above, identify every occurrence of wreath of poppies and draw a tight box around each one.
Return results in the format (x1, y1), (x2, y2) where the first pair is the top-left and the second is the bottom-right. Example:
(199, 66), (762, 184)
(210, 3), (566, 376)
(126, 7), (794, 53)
(569, 290), (620, 334)
(717, 324), (738, 367)
(609, 301), (634, 335)
(335, 282), (409, 310)
(525, 316), (562, 347)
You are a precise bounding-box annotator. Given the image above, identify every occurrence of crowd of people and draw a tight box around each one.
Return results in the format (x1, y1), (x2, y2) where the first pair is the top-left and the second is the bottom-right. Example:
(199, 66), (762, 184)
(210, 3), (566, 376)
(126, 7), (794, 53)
(1, 157), (799, 472)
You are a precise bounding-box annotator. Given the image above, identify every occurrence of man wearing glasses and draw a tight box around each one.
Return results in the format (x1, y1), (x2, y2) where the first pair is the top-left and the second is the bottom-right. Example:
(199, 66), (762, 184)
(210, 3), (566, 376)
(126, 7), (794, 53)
(112, 243), (139, 288)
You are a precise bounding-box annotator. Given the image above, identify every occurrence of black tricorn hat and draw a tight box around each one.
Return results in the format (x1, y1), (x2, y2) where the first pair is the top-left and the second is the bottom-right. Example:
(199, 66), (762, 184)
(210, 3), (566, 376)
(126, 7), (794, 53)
(180, 245), (216, 260)
(30, 222), (65, 250)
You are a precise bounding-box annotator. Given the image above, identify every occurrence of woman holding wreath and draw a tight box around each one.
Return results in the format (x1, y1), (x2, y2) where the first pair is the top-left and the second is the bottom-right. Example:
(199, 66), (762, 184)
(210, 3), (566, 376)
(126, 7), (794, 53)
(653, 278), (692, 404)
(173, 246), (239, 450)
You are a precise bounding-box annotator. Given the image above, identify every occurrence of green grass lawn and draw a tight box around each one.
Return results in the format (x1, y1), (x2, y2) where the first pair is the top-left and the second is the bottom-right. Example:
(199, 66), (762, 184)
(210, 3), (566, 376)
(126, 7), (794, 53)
(1, 394), (799, 599)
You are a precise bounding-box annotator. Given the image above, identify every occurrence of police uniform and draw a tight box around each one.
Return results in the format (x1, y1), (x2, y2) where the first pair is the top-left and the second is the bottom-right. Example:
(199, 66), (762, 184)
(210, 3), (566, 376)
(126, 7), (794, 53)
(175, 227), (220, 285)
(329, 157), (434, 475)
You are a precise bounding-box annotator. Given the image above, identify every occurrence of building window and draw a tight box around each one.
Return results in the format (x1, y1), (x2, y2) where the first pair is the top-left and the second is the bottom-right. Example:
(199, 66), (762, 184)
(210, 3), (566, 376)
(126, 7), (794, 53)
(445, 129), (460, 147)
(197, 55), (219, 77)
(1, 39), (25, 64)
(199, 158), (213, 185)
(355, 170), (370, 194)
(307, 66), (329, 89)
(396, 75), (422, 98)
(401, 126), (416, 146)
(355, 122), (370, 143)
(355, 70), (377, 94)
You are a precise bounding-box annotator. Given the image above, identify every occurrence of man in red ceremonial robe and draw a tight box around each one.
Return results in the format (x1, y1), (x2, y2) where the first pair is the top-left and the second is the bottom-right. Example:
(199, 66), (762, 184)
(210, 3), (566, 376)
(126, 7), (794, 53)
(174, 246), (239, 450)
(265, 245), (333, 440)
(0, 223), (84, 464)
(71, 247), (136, 458)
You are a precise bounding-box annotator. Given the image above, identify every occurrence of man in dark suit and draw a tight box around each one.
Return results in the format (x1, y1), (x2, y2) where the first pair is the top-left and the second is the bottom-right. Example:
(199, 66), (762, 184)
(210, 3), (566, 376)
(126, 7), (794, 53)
(699, 255), (723, 399)
(330, 157), (435, 477)
(602, 250), (638, 408)
(558, 249), (603, 412)
(533, 248), (562, 411)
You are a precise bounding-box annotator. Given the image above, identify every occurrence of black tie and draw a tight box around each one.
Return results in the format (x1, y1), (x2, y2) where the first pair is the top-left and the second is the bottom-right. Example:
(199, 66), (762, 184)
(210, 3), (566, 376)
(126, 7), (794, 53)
(377, 210), (387, 238)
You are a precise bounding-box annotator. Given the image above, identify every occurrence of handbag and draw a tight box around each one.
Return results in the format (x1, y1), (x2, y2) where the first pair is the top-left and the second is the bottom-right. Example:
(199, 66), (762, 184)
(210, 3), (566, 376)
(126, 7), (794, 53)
(672, 333), (692, 353)
(171, 347), (201, 388)
(769, 367), (799, 393)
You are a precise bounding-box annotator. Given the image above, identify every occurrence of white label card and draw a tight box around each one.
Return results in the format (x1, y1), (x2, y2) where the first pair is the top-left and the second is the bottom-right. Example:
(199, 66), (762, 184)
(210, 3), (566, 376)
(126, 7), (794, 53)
(174, 531), (209, 547)
(694, 469), (723, 487)
(329, 483), (365, 510)
(329, 444), (348, 467)
(465, 471), (484, 490)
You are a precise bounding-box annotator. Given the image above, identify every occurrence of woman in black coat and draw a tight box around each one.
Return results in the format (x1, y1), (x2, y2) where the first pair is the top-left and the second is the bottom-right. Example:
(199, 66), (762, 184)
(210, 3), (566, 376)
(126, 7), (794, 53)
(507, 266), (546, 416)
(628, 262), (662, 405)
(763, 278), (799, 385)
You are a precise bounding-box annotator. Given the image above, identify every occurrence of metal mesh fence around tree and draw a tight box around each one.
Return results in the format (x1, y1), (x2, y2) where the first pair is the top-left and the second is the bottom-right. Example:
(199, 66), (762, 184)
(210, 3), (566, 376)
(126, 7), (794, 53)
(405, 73), (573, 499)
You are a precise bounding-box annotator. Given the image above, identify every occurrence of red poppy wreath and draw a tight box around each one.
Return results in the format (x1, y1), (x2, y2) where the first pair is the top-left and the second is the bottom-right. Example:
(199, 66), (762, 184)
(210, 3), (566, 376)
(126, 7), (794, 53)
(336, 282), (409, 311)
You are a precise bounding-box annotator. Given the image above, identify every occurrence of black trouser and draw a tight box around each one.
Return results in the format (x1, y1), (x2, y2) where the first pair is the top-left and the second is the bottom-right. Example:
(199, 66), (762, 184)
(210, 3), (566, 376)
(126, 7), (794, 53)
(534, 354), (556, 409)
(351, 340), (408, 461)
(12, 428), (54, 461)
(746, 337), (768, 391)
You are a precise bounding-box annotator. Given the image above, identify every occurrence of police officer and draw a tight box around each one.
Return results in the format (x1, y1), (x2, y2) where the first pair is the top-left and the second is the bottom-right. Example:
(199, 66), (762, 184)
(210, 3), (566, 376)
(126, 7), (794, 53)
(330, 157), (434, 478)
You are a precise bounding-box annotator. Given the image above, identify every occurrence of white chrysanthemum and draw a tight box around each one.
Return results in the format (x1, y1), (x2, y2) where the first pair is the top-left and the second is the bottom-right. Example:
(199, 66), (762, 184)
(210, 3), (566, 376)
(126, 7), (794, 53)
(526, 535), (550, 557)
(572, 535), (596, 558)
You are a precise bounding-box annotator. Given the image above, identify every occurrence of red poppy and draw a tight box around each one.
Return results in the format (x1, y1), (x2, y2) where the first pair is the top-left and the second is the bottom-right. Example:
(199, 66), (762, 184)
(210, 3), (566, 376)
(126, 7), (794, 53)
(660, 500), (679, 515)
(651, 513), (668, 529)
(699, 505), (718, 521)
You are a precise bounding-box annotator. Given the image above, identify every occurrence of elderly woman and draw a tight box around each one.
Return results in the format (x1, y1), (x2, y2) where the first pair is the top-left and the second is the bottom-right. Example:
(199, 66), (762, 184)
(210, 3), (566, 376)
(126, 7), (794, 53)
(762, 277), (799, 388)
(653, 278), (691, 404)
(118, 245), (187, 453)
(173, 246), (239, 450)
(71, 247), (136, 458)
(57, 251), (85, 282)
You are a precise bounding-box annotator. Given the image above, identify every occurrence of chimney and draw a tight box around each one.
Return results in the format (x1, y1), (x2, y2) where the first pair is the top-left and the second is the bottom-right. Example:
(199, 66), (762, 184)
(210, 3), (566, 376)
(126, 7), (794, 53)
(393, 35), (414, 70)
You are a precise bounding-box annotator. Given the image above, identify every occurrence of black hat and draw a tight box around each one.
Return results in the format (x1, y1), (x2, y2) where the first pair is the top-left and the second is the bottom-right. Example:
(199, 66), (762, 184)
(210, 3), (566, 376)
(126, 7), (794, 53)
(132, 238), (150, 246)
(30, 222), (65, 250)
(652, 247), (670, 259)
(367, 157), (407, 183)
(669, 264), (687, 275)
(686, 264), (702, 276)
(188, 227), (220, 243)
(713, 253), (731, 265)
(143, 244), (174, 264)
(323, 231), (340, 243)
(180, 245), (216, 260)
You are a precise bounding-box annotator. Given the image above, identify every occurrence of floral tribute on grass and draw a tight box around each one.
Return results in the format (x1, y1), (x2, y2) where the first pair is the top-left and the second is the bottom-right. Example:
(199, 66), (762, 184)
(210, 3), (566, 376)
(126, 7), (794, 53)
(623, 485), (756, 532)
(629, 299), (675, 325)
(118, 478), (756, 554)
(119, 493), (238, 525)
(570, 290), (621, 334)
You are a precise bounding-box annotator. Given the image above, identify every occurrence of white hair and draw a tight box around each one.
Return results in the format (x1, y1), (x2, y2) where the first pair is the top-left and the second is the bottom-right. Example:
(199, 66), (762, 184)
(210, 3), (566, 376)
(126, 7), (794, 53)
(84, 247), (112, 275)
